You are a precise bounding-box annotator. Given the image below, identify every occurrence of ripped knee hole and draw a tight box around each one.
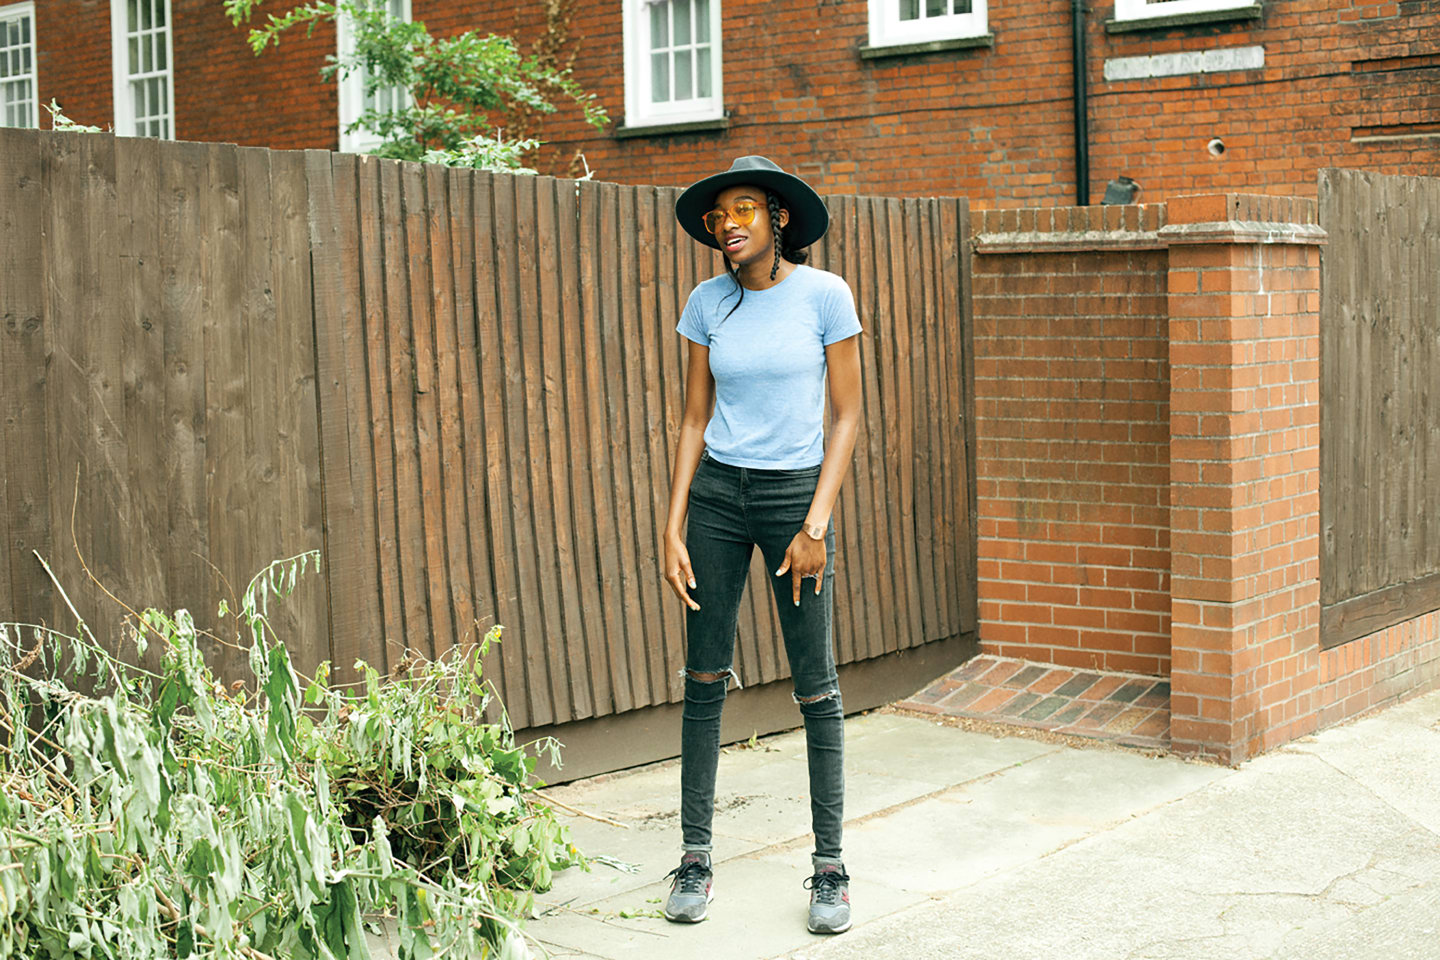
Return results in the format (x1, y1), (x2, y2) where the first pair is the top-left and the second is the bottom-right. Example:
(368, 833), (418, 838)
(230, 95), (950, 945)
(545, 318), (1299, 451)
(794, 688), (840, 704)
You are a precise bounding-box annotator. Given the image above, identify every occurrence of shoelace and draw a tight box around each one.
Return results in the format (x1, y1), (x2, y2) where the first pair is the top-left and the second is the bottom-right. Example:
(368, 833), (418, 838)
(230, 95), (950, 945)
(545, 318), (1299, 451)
(666, 860), (710, 895)
(803, 870), (850, 905)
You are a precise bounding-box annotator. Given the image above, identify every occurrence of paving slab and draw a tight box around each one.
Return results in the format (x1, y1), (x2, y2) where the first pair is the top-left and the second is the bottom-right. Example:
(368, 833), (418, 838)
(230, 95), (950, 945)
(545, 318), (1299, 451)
(524, 690), (1440, 960)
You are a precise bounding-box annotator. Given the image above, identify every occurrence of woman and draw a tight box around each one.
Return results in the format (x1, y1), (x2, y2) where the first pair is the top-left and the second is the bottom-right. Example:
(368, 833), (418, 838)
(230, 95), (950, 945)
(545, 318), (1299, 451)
(660, 156), (864, 935)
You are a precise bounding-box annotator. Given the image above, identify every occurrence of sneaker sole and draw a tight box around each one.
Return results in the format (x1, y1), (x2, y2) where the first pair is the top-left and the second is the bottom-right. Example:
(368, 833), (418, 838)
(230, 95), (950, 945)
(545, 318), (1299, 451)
(663, 891), (714, 923)
(807, 918), (852, 934)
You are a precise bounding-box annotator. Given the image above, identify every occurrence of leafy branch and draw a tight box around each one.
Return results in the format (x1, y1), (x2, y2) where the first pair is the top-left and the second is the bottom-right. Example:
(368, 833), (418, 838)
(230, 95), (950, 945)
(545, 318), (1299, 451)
(0, 550), (582, 959)
(221, 0), (607, 172)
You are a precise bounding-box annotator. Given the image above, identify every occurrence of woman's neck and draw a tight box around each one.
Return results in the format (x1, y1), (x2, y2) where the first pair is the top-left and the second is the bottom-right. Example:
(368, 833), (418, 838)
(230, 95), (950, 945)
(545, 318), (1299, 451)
(735, 256), (797, 291)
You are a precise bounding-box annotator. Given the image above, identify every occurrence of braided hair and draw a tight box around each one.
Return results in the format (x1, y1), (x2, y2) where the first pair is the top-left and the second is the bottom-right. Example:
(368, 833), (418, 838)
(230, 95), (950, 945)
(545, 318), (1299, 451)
(718, 189), (812, 323)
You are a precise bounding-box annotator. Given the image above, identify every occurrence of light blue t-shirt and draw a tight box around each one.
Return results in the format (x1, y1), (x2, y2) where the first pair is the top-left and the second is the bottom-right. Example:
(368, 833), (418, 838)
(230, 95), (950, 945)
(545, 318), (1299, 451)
(676, 264), (862, 469)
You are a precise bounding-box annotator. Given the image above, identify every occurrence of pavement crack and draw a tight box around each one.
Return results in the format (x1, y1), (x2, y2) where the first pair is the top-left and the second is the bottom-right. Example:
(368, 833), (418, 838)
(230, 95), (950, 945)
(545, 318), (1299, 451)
(1287, 747), (1440, 839)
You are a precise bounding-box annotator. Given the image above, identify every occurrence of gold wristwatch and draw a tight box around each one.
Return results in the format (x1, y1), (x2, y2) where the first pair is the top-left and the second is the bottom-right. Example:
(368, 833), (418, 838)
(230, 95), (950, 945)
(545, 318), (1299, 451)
(802, 522), (825, 541)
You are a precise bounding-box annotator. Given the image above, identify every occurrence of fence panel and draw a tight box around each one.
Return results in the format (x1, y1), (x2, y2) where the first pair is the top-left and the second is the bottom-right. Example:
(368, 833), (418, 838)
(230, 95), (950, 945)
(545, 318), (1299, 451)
(0, 130), (976, 732)
(1319, 167), (1440, 647)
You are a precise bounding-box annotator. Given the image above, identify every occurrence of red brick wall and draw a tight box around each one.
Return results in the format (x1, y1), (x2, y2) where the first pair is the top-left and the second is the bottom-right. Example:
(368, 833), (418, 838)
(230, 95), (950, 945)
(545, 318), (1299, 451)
(1163, 194), (1324, 762)
(1318, 610), (1440, 727)
(971, 206), (1172, 675)
(27, 0), (1440, 206)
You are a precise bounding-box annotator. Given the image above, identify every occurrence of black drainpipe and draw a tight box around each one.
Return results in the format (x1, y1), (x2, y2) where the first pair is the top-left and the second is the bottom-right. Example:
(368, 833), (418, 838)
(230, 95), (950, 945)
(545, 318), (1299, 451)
(1072, 0), (1090, 206)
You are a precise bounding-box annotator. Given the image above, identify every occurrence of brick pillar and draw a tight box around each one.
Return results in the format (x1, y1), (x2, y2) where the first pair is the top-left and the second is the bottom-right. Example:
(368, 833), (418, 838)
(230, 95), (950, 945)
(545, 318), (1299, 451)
(1161, 195), (1327, 765)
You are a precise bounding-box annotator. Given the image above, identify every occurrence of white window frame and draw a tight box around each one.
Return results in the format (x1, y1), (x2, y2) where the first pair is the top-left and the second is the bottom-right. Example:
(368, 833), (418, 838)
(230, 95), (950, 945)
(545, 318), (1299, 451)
(868, 0), (988, 48)
(109, 0), (175, 138)
(0, 1), (38, 129)
(336, 0), (412, 153)
(1113, 0), (1254, 21)
(622, 0), (724, 129)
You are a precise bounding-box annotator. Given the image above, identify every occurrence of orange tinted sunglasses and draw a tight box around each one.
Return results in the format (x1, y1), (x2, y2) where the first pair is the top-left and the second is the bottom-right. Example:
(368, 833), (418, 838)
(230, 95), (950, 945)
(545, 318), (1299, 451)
(702, 200), (759, 235)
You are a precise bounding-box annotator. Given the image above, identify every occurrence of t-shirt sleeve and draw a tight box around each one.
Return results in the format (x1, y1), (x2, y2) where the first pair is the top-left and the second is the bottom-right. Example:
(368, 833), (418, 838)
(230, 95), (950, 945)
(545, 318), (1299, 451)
(821, 278), (863, 345)
(676, 288), (710, 345)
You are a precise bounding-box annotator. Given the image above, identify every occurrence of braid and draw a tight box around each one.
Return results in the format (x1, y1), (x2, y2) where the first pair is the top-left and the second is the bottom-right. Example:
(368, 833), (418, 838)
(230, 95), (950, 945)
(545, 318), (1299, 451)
(768, 191), (784, 280)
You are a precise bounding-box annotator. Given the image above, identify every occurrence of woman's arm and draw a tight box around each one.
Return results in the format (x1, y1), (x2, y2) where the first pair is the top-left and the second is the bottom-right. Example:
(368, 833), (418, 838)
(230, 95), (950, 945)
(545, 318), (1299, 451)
(662, 339), (715, 610)
(775, 333), (863, 604)
(808, 335), (862, 530)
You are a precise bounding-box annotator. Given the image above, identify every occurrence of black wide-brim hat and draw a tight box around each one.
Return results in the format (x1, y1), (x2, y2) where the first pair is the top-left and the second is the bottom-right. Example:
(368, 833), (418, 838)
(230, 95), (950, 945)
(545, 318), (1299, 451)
(675, 156), (829, 251)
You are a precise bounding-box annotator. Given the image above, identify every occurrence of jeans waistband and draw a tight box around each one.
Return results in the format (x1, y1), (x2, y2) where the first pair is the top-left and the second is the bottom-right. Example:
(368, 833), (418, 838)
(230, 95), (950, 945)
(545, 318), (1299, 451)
(700, 448), (822, 478)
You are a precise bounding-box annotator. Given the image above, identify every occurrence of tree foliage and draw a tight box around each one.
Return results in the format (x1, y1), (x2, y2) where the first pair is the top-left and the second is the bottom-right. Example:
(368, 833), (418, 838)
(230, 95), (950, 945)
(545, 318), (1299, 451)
(222, 1), (607, 171)
(0, 552), (579, 959)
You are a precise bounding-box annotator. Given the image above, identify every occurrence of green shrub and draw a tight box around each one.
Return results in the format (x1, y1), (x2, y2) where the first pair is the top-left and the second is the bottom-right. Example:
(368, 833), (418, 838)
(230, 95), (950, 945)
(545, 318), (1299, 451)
(0, 551), (579, 959)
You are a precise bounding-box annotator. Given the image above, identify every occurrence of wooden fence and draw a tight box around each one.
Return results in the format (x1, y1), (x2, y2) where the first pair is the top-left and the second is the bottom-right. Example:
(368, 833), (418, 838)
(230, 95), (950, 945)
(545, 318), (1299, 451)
(1319, 168), (1440, 648)
(0, 129), (976, 731)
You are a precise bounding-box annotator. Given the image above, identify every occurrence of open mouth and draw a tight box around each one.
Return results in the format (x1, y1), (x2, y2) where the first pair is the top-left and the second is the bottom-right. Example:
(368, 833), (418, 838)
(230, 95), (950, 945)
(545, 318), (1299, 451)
(723, 234), (747, 253)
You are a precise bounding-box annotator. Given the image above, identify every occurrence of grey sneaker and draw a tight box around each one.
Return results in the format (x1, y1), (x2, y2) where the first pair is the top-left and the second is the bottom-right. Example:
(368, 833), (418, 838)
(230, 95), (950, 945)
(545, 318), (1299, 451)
(805, 862), (851, 934)
(663, 852), (713, 923)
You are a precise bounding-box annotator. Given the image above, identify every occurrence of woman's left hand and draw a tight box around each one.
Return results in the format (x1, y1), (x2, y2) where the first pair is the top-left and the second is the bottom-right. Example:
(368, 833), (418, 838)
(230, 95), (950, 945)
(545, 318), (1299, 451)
(775, 532), (826, 606)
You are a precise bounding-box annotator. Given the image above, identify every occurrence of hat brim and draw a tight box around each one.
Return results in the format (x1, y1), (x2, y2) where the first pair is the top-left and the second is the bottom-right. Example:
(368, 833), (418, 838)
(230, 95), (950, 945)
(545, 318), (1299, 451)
(675, 168), (829, 251)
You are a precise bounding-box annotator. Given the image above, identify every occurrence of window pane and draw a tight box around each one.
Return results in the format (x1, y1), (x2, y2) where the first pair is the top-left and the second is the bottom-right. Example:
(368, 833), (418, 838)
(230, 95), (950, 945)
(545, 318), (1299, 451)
(952, 0), (972, 11)
(675, 48), (692, 100)
(650, 51), (669, 102)
(674, 0), (691, 45)
(21, 17), (30, 43)
(696, 0), (710, 41)
(696, 45), (711, 97)
(128, 0), (138, 33)
(156, 31), (167, 69)
(926, 0), (945, 16)
(131, 78), (145, 121)
(129, 37), (138, 74)
(155, 0), (166, 28)
(649, 1), (668, 50)
(900, 0), (919, 20)
(142, 34), (152, 72)
(141, 0), (152, 32)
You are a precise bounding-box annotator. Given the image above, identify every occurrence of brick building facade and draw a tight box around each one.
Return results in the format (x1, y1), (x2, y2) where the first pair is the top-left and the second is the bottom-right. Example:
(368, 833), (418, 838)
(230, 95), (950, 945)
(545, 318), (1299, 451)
(17, 0), (1440, 207)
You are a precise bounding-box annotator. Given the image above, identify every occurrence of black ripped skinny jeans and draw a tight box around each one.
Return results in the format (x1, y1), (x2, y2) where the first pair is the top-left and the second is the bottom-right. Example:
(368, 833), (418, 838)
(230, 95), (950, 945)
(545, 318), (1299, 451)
(680, 449), (845, 861)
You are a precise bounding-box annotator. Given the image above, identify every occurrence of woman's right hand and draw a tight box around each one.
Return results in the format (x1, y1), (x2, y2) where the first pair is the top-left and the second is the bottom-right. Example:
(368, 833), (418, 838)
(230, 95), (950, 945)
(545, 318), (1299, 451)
(664, 533), (700, 611)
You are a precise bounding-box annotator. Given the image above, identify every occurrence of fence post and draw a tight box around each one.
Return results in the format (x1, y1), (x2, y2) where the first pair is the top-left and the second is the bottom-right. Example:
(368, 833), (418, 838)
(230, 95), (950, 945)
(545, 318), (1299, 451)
(1160, 194), (1327, 764)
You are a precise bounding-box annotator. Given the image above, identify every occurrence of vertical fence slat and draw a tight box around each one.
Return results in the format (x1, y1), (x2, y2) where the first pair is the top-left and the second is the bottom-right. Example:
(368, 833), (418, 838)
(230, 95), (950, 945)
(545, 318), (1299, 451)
(471, 171), (528, 723)
(512, 173), (570, 721)
(633, 184), (675, 702)
(423, 164), (474, 659)
(268, 149), (329, 667)
(0, 129), (51, 628)
(534, 175), (592, 720)
(825, 195), (861, 666)
(308, 149), (380, 679)
(203, 143), (248, 677)
(599, 180), (653, 709)
(555, 178), (613, 717)
(447, 168), (496, 642)
(904, 197), (942, 644)
(577, 180), (631, 714)
(857, 197), (902, 659)
(116, 137), (164, 667)
(355, 156), (401, 669)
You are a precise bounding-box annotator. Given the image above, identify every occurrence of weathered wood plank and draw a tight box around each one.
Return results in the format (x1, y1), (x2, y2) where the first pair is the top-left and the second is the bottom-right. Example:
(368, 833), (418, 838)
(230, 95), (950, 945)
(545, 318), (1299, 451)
(906, 197), (942, 643)
(533, 175), (591, 721)
(492, 172), (554, 725)
(354, 154), (403, 668)
(471, 171), (528, 722)
(856, 196), (902, 659)
(886, 197), (923, 650)
(156, 139), (211, 647)
(596, 180), (654, 708)
(633, 184), (679, 702)
(202, 143), (248, 679)
(423, 163), (474, 661)
(0, 129), (52, 628)
(554, 176), (613, 716)
(827, 194), (863, 666)
(115, 136), (165, 669)
(267, 149), (329, 671)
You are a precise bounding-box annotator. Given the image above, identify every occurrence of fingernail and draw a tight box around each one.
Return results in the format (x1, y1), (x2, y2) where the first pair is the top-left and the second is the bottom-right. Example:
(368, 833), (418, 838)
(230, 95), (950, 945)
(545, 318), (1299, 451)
(689, 578), (696, 588)
(794, 599), (800, 607)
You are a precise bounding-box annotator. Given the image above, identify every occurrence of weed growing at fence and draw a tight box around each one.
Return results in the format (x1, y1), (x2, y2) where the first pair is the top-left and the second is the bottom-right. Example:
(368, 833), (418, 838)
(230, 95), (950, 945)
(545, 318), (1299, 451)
(0, 551), (580, 959)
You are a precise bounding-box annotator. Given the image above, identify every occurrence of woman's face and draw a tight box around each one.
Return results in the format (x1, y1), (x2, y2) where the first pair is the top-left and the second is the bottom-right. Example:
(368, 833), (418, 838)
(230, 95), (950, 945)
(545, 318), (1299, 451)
(709, 184), (789, 266)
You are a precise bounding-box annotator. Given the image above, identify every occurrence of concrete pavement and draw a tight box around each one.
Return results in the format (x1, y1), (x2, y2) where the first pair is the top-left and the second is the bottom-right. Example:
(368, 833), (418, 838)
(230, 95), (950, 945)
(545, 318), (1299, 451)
(523, 688), (1440, 960)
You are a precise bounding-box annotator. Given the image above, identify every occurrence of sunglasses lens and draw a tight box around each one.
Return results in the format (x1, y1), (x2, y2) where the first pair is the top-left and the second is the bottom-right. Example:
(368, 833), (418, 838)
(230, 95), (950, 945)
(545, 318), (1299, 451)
(704, 211), (724, 233)
(734, 202), (756, 226)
